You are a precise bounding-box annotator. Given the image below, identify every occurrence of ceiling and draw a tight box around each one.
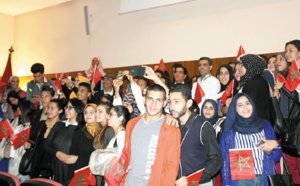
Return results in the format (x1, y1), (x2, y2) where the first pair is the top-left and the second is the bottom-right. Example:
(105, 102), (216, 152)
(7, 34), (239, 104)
(0, 0), (71, 16)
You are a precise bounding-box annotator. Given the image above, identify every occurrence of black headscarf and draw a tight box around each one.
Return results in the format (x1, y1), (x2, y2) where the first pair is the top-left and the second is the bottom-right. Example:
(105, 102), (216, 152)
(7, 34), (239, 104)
(224, 93), (264, 134)
(216, 64), (234, 92)
(201, 99), (219, 125)
(240, 54), (265, 87)
(6, 90), (24, 112)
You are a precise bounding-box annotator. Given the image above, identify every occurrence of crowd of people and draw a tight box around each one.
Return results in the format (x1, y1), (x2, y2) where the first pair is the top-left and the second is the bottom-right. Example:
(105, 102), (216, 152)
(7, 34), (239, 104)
(0, 39), (299, 186)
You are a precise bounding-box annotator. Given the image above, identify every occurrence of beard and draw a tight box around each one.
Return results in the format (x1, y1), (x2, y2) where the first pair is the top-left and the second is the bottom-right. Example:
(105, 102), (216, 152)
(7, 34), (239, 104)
(170, 107), (187, 119)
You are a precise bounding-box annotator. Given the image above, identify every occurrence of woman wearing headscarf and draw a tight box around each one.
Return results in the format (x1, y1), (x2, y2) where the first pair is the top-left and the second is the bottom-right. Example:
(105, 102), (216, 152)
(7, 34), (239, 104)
(201, 99), (225, 143)
(220, 93), (282, 186)
(216, 64), (234, 93)
(6, 90), (26, 120)
(238, 54), (271, 121)
(2, 76), (26, 120)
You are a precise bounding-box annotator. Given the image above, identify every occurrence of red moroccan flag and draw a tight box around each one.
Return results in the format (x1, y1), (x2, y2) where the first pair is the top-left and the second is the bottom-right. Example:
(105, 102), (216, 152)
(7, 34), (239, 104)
(284, 60), (300, 91)
(236, 45), (246, 61)
(90, 66), (102, 84)
(10, 127), (31, 149)
(276, 73), (286, 83)
(0, 119), (13, 140)
(194, 82), (205, 104)
(54, 74), (62, 91)
(220, 79), (234, 105)
(70, 166), (96, 186)
(0, 48), (13, 92)
(186, 168), (204, 185)
(157, 59), (167, 72)
(229, 149), (255, 180)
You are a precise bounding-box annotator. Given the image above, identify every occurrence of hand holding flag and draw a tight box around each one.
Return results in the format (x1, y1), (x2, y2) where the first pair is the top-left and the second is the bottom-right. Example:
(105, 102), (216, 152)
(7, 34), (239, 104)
(220, 79), (234, 105)
(284, 60), (300, 91)
(157, 59), (167, 72)
(236, 45), (246, 61)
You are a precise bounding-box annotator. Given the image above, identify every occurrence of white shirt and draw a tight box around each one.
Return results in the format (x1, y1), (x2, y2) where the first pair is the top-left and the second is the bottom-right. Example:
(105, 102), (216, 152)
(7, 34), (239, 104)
(191, 74), (220, 112)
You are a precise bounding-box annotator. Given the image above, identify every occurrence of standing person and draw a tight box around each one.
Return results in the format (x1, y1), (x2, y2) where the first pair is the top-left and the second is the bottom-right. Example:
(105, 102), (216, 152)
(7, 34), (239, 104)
(173, 66), (192, 89)
(1, 75), (26, 120)
(6, 90), (25, 120)
(26, 63), (54, 104)
(76, 82), (92, 105)
(169, 84), (223, 186)
(238, 54), (270, 121)
(65, 103), (100, 185)
(192, 57), (221, 112)
(44, 98), (85, 184)
(201, 99), (225, 142)
(120, 84), (181, 186)
(0, 100), (34, 182)
(220, 93), (282, 186)
(93, 101), (114, 186)
(29, 99), (64, 179)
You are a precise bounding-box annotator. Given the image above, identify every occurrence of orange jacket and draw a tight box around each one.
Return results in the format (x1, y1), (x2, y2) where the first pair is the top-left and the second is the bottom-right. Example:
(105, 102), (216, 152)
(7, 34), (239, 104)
(120, 115), (181, 186)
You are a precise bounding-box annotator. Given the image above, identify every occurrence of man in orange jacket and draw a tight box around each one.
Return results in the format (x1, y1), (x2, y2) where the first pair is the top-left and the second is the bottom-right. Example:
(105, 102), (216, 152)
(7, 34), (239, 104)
(120, 84), (181, 186)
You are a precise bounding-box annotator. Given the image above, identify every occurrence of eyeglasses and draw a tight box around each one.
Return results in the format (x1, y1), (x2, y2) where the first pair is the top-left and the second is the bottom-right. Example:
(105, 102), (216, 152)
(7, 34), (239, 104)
(65, 106), (74, 111)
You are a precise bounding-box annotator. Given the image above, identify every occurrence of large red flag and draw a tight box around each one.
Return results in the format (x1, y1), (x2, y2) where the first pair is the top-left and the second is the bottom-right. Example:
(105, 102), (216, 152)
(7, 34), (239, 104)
(54, 74), (62, 91)
(0, 47), (14, 91)
(229, 149), (255, 180)
(70, 166), (96, 186)
(0, 119), (14, 140)
(284, 60), (300, 92)
(236, 45), (246, 61)
(10, 127), (31, 149)
(157, 59), (167, 72)
(220, 79), (234, 105)
(194, 82), (205, 104)
(90, 66), (102, 84)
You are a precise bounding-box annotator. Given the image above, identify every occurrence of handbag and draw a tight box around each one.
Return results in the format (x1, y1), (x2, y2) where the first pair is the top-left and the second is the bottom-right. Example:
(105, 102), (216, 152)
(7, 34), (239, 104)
(267, 83), (287, 139)
(19, 122), (43, 175)
(269, 97), (287, 139)
(89, 148), (118, 176)
(268, 156), (294, 186)
(104, 150), (129, 186)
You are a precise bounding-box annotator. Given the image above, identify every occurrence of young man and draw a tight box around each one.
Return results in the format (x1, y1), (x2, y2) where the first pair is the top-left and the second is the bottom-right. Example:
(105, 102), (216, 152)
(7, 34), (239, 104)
(121, 84), (181, 186)
(169, 84), (223, 186)
(76, 82), (91, 105)
(191, 57), (220, 111)
(26, 63), (54, 103)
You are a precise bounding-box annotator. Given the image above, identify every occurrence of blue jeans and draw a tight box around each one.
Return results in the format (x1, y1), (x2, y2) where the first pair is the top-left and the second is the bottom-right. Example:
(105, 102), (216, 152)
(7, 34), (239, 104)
(237, 175), (264, 186)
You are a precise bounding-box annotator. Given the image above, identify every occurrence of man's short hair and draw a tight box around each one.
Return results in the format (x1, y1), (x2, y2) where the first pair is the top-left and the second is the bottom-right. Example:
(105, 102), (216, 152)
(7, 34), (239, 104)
(31, 63), (44, 74)
(78, 82), (91, 93)
(145, 84), (166, 100)
(169, 84), (191, 101)
(199, 57), (212, 66)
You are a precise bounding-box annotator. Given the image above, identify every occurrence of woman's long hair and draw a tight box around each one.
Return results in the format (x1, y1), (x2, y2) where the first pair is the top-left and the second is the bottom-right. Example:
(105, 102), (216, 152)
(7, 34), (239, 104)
(93, 101), (113, 149)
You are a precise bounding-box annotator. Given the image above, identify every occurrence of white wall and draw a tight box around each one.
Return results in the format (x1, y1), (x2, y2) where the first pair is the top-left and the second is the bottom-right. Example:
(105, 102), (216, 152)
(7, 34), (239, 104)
(0, 13), (14, 74)
(1, 0), (299, 76)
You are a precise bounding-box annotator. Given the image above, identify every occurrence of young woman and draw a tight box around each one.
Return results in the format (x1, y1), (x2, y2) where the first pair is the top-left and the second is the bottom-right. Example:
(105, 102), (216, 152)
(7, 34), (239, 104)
(216, 64), (234, 92)
(26, 86), (55, 148)
(0, 100), (34, 182)
(93, 101), (114, 186)
(45, 98), (84, 184)
(201, 99), (225, 143)
(6, 90), (25, 119)
(66, 103), (100, 185)
(106, 105), (130, 158)
(30, 99), (64, 179)
(220, 93), (282, 186)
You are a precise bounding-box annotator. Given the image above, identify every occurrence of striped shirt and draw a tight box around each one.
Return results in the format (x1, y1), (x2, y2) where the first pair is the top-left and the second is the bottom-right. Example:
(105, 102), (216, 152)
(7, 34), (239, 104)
(234, 130), (265, 174)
